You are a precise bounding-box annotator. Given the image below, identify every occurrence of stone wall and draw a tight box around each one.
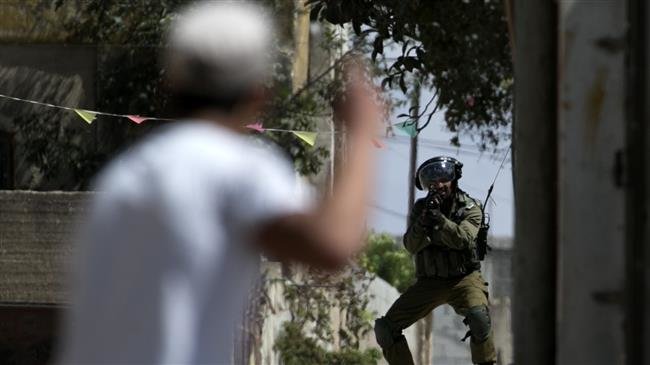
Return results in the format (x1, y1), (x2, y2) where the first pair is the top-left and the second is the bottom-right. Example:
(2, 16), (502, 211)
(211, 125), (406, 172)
(0, 190), (90, 364)
(0, 191), (514, 364)
(0, 190), (89, 304)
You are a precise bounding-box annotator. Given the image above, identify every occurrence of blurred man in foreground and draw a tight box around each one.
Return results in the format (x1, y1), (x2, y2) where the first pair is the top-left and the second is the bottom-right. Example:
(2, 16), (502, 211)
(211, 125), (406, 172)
(56, 2), (381, 364)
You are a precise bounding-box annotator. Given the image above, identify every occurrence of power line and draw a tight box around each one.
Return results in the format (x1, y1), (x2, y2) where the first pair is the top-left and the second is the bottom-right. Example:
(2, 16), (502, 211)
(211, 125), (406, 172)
(386, 137), (465, 151)
(385, 138), (512, 166)
(461, 184), (512, 202)
(371, 204), (407, 219)
(392, 134), (511, 157)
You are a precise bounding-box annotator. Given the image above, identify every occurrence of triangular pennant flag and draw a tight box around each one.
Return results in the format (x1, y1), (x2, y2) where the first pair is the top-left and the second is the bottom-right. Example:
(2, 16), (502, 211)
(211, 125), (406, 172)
(245, 122), (265, 132)
(394, 121), (418, 137)
(371, 137), (384, 148)
(74, 109), (97, 124)
(292, 131), (317, 146)
(127, 115), (148, 124)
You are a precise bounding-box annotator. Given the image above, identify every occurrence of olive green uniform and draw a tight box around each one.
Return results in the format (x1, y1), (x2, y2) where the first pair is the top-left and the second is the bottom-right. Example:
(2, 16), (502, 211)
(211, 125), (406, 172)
(374, 190), (496, 365)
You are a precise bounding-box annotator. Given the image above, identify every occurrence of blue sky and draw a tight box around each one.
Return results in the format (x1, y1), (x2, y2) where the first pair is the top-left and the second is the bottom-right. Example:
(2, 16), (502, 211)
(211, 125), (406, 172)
(368, 87), (514, 238)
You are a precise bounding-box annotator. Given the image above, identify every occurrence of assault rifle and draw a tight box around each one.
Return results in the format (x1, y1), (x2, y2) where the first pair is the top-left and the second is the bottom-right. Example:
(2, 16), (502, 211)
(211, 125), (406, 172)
(425, 185), (444, 211)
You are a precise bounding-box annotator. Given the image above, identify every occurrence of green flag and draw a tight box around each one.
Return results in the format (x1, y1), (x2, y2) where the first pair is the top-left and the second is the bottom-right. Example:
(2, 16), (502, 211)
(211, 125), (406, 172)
(394, 121), (418, 137)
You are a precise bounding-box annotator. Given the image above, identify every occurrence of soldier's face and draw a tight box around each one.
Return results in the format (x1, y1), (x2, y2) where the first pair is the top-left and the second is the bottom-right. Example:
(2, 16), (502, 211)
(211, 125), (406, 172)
(431, 180), (453, 198)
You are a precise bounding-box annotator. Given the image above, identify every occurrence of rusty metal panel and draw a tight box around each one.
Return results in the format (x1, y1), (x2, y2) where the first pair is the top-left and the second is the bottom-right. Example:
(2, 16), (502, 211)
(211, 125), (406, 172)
(640, 1), (650, 362)
(557, 1), (626, 364)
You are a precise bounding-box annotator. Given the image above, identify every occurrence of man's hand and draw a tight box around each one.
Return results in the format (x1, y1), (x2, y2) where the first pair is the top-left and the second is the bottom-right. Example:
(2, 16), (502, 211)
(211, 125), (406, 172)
(255, 57), (382, 271)
(333, 57), (384, 136)
(417, 207), (445, 231)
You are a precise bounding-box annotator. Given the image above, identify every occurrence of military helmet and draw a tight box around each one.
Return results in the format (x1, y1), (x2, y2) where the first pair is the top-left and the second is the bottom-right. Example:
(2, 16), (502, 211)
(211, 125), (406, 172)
(414, 156), (463, 190)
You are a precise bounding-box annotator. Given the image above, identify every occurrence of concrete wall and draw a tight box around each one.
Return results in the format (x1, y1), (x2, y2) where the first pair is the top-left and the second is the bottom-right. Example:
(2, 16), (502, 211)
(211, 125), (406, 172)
(252, 262), (417, 365)
(253, 242), (514, 365)
(433, 244), (513, 365)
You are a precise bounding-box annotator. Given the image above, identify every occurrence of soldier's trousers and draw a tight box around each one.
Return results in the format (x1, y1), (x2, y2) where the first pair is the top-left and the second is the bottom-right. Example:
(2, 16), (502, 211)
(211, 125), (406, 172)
(379, 271), (496, 364)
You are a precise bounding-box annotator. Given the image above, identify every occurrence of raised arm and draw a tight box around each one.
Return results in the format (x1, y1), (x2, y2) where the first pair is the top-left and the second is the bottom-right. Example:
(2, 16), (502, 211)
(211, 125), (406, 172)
(252, 62), (382, 269)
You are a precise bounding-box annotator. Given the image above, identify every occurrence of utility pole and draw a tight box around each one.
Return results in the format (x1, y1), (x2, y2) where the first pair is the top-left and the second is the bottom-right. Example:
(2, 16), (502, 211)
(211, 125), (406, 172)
(512, 2), (557, 364)
(406, 80), (433, 365)
(407, 83), (421, 215)
(291, 0), (310, 92)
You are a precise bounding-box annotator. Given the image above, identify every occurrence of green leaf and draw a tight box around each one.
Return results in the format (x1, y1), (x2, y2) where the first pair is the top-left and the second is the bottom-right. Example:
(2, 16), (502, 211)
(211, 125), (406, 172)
(399, 74), (407, 94)
(372, 35), (384, 55)
(352, 19), (362, 35)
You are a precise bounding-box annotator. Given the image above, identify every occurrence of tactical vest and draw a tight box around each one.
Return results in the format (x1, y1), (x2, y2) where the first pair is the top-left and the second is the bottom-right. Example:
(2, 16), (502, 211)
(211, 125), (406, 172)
(414, 193), (481, 278)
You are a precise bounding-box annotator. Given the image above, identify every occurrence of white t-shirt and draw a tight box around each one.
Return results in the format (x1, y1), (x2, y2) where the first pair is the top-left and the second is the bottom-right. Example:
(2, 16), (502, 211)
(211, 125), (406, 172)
(58, 121), (310, 364)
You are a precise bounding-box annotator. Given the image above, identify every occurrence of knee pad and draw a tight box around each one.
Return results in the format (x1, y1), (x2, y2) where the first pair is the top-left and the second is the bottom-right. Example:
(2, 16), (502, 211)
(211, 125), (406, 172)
(464, 305), (491, 343)
(374, 317), (400, 349)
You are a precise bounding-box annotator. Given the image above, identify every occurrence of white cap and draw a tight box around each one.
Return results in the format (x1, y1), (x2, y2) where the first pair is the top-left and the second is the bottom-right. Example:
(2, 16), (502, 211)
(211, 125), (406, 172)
(164, 1), (275, 100)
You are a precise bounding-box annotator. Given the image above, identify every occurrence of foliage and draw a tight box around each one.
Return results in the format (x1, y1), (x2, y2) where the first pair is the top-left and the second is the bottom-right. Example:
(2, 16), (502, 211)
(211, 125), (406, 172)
(58, 0), (328, 175)
(14, 110), (104, 190)
(360, 232), (415, 293)
(261, 47), (335, 175)
(309, 0), (513, 148)
(59, 0), (332, 177)
(275, 322), (380, 365)
(11, 0), (341, 189)
(274, 266), (380, 365)
(274, 231), (417, 363)
(274, 232), (418, 363)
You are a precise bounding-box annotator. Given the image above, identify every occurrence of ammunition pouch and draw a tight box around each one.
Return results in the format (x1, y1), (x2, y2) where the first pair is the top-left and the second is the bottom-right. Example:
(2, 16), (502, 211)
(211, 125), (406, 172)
(415, 246), (480, 279)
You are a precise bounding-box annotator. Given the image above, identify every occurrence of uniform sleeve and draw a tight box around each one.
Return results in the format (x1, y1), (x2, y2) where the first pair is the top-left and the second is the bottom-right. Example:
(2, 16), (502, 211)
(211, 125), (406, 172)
(430, 203), (482, 250)
(402, 199), (433, 254)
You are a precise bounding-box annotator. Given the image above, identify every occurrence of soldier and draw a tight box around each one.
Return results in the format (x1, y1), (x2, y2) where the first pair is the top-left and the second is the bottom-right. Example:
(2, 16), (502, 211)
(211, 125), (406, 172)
(374, 156), (496, 365)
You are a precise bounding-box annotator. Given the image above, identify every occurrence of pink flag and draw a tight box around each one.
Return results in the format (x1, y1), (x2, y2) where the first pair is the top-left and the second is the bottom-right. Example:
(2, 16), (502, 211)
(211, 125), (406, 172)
(245, 122), (265, 132)
(127, 115), (148, 124)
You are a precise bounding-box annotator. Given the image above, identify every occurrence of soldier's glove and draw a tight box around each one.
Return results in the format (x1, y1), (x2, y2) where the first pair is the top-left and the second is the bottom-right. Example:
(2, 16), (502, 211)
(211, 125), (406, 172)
(417, 208), (445, 229)
(427, 208), (445, 226)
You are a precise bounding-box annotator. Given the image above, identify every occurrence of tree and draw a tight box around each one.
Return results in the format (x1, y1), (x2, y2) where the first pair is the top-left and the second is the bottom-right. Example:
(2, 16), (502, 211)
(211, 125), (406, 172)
(309, 0), (513, 149)
(360, 232), (415, 293)
(58, 0), (333, 177)
(10, 1), (338, 189)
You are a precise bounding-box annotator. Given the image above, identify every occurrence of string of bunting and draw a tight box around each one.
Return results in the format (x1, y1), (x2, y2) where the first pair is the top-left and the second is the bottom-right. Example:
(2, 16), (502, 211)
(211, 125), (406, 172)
(0, 93), (421, 147)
